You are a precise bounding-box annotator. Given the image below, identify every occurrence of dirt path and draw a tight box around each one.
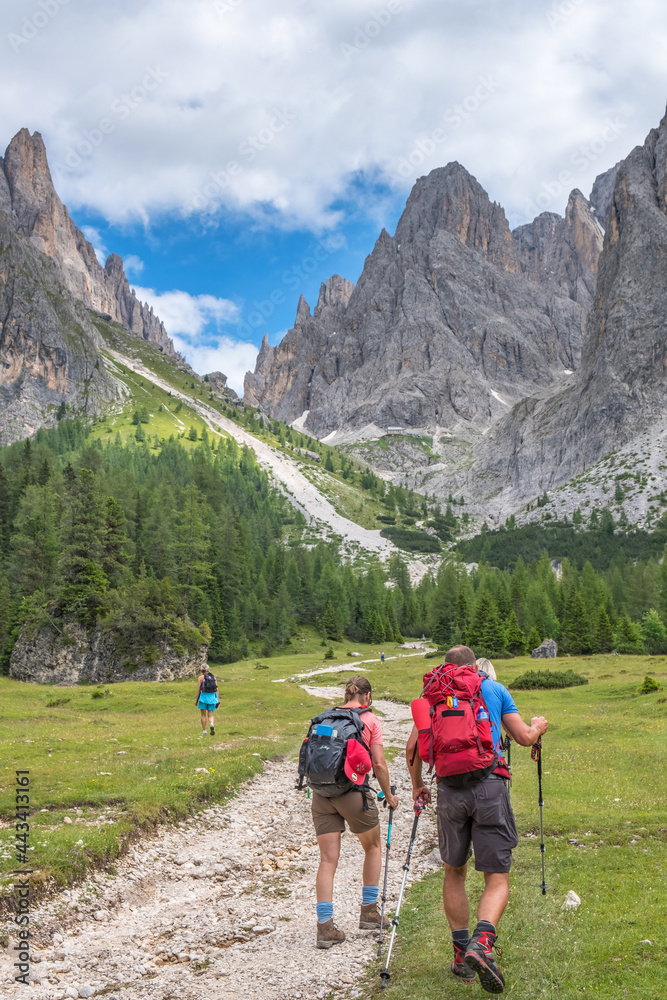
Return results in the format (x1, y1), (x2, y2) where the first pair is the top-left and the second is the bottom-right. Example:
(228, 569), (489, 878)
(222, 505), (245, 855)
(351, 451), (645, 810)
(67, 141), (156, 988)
(108, 351), (401, 561)
(3, 688), (440, 1000)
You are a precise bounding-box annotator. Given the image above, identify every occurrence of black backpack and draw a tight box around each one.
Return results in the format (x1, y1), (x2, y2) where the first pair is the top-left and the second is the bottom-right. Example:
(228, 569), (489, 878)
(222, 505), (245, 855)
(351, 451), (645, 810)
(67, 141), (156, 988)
(297, 707), (372, 804)
(201, 672), (217, 693)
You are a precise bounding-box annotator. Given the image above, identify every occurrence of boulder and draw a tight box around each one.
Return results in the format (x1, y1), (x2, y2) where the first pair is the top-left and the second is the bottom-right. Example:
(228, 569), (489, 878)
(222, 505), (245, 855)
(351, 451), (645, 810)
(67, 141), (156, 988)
(531, 639), (558, 659)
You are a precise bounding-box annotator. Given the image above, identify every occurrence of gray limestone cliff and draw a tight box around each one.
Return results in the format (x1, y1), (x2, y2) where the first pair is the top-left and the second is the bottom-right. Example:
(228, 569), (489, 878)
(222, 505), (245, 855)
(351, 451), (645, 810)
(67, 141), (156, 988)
(0, 212), (120, 444)
(467, 106), (667, 510)
(9, 622), (207, 685)
(245, 164), (601, 440)
(0, 129), (173, 354)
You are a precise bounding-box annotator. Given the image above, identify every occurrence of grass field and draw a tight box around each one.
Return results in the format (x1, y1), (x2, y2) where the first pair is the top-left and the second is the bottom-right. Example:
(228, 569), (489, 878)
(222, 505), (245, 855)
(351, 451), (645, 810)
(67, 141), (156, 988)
(2, 647), (665, 997)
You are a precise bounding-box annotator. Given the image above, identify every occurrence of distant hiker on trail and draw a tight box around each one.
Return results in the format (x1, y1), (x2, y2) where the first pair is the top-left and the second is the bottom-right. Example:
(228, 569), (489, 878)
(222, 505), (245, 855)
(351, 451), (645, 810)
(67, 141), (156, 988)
(195, 665), (218, 736)
(380, 652), (385, 663)
(298, 675), (399, 949)
(406, 645), (548, 994)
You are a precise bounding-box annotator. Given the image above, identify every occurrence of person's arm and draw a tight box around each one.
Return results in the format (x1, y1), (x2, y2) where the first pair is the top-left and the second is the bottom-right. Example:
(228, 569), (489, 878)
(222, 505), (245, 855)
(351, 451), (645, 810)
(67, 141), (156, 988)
(406, 724), (432, 804)
(195, 675), (203, 706)
(370, 744), (399, 810)
(501, 712), (548, 746)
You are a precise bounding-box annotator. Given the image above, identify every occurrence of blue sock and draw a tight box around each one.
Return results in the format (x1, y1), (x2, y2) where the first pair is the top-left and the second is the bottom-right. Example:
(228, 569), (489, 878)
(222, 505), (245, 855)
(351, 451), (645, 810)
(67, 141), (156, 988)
(452, 928), (470, 946)
(316, 901), (333, 923)
(362, 885), (379, 905)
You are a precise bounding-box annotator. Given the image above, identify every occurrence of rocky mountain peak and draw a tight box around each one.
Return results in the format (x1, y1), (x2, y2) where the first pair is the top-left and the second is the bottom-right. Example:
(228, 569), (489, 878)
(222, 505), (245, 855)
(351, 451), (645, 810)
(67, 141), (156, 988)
(395, 161), (520, 272)
(0, 128), (174, 354)
(314, 274), (355, 315)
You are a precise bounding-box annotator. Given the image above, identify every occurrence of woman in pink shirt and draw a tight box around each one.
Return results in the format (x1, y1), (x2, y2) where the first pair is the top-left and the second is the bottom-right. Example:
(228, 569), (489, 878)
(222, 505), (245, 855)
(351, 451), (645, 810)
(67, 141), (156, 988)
(311, 675), (399, 949)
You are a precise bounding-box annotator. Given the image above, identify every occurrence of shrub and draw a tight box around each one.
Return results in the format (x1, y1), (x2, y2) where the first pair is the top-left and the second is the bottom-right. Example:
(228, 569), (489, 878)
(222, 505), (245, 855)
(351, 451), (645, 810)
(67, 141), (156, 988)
(640, 674), (661, 694)
(324, 646), (335, 660)
(510, 669), (588, 690)
(379, 526), (441, 553)
(254, 661), (269, 670)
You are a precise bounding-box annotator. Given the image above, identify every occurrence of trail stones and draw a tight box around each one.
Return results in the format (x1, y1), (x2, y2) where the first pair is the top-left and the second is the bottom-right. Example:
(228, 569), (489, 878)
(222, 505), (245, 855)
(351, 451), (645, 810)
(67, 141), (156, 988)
(531, 639), (558, 658)
(562, 890), (581, 910)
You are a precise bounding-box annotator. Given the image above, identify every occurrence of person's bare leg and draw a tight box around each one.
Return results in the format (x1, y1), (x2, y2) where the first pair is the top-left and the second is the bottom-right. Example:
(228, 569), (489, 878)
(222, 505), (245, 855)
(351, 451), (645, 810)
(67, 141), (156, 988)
(443, 863), (469, 930)
(315, 832), (341, 902)
(199, 709), (207, 732)
(356, 824), (382, 887)
(477, 872), (510, 926)
(208, 711), (215, 730)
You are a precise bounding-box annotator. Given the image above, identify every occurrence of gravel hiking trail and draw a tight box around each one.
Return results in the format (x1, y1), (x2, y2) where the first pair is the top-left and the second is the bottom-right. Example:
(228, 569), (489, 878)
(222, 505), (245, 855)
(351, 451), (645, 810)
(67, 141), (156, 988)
(107, 351), (434, 582)
(3, 687), (441, 1000)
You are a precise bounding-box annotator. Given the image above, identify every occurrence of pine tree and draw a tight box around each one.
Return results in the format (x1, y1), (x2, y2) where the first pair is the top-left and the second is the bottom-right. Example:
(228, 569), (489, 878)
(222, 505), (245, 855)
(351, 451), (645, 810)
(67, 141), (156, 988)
(0, 461), (10, 556)
(594, 606), (614, 653)
(468, 591), (506, 656)
(455, 591), (469, 644)
(59, 469), (108, 623)
(526, 625), (541, 652)
(9, 485), (60, 601)
(640, 608), (667, 654)
(504, 610), (526, 656)
(432, 614), (451, 649)
(561, 589), (593, 655)
(172, 482), (211, 616)
(318, 599), (342, 641)
(102, 496), (128, 586)
(614, 613), (644, 654)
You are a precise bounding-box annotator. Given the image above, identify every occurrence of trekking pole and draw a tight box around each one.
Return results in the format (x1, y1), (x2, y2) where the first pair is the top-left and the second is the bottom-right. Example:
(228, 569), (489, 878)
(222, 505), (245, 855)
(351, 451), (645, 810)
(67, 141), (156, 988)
(503, 733), (512, 799)
(377, 785), (396, 958)
(531, 736), (547, 895)
(380, 795), (424, 988)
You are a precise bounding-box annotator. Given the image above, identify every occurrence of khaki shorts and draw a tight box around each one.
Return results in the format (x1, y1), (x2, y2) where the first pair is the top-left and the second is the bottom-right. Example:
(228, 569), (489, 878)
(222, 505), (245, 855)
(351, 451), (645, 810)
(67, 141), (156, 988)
(437, 776), (518, 873)
(311, 789), (380, 836)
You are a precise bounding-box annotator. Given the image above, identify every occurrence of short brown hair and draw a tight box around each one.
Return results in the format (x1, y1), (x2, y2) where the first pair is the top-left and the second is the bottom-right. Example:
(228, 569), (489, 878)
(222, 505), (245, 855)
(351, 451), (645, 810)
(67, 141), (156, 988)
(445, 645), (476, 666)
(344, 675), (372, 703)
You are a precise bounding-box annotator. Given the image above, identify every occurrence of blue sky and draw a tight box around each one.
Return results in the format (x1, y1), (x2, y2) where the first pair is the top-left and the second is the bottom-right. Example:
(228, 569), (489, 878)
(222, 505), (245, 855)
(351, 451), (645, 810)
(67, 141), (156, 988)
(2, 0), (667, 390)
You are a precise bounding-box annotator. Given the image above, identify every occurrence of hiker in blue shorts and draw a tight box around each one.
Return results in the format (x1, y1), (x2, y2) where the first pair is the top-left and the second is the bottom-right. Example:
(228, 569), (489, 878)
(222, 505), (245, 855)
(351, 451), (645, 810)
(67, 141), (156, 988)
(195, 665), (218, 736)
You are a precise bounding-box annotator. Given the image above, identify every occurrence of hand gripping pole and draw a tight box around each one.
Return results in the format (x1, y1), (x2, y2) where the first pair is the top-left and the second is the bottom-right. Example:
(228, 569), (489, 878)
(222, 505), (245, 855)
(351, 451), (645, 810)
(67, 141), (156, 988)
(531, 737), (547, 895)
(380, 795), (424, 988)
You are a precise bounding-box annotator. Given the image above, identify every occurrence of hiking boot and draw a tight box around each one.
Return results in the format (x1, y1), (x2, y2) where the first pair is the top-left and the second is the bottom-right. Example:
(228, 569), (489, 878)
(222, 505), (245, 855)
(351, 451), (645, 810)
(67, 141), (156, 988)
(210, 725), (215, 736)
(451, 942), (476, 984)
(465, 930), (505, 994)
(359, 901), (390, 930)
(316, 918), (345, 949)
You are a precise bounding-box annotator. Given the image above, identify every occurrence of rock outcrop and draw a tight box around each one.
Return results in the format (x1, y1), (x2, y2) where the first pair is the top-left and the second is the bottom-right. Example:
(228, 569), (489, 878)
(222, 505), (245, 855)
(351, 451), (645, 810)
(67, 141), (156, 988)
(205, 370), (239, 400)
(531, 639), (558, 659)
(589, 161), (621, 228)
(0, 212), (120, 444)
(9, 622), (207, 685)
(245, 164), (600, 441)
(1, 129), (173, 354)
(467, 105), (667, 512)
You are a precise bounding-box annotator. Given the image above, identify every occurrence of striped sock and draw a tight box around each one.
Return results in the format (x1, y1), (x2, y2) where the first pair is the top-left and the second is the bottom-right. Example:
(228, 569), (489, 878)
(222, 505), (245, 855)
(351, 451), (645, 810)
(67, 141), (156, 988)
(362, 885), (379, 905)
(316, 901), (334, 923)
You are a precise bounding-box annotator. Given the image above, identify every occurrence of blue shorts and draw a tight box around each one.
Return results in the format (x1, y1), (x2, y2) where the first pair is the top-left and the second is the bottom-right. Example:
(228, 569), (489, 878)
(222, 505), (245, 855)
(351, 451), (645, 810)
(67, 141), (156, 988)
(198, 694), (218, 710)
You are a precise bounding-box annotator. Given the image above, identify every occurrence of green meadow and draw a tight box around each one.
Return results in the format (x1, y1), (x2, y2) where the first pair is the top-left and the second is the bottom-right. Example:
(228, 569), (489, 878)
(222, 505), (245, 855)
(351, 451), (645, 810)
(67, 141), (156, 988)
(1, 648), (665, 999)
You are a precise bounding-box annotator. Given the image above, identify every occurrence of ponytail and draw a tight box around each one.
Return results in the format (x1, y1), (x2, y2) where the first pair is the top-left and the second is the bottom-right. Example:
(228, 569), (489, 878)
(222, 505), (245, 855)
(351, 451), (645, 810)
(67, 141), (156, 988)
(344, 675), (372, 703)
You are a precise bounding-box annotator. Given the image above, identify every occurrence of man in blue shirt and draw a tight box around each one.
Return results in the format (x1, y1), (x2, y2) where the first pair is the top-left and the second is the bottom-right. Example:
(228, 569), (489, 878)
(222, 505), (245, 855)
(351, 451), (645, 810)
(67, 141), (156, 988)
(406, 645), (548, 995)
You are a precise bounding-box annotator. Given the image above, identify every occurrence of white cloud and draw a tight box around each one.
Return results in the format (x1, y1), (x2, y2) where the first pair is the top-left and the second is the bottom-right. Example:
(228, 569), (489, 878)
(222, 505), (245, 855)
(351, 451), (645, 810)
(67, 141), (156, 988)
(1, 0), (666, 231)
(171, 337), (259, 395)
(81, 225), (107, 266)
(132, 286), (240, 336)
(131, 285), (252, 392)
(123, 254), (144, 277)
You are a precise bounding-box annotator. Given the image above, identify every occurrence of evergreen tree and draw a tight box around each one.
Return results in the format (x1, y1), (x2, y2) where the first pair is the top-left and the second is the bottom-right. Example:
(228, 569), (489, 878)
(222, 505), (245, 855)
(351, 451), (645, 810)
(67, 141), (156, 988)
(526, 625), (541, 652)
(432, 613), (451, 649)
(318, 599), (342, 641)
(593, 606), (613, 653)
(468, 591), (506, 656)
(172, 482), (211, 615)
(9, 485), (60, 601)
(455, 591), (469, 643)
(0, 461), (10, 555)
(560, 589), (593, 655)
(640, 608), (667, 654)
(504, 610), (526, 656)
(614, 612), (644, 654)
(59, 469), (108, 622)
(102, 496), (128, 586)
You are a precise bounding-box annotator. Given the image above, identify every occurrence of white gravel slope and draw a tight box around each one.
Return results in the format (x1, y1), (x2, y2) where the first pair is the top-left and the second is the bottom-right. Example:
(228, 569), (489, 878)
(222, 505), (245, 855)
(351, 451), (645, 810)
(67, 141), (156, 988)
(2, 691), (441, 1000)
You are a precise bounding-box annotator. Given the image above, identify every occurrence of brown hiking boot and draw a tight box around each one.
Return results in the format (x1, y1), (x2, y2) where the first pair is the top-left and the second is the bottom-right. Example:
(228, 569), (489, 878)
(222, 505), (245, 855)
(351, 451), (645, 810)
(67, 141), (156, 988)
(359, 901), (390, 930)
(316, 918), (345, 949)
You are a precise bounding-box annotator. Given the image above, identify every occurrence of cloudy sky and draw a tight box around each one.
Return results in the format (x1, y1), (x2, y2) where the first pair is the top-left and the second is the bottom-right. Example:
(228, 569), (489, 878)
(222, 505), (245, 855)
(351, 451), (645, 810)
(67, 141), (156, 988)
(2, 0), (666, 390)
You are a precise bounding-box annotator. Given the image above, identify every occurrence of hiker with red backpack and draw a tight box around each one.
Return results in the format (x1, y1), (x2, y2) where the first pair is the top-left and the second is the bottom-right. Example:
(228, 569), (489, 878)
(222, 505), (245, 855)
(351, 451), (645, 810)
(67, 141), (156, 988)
(298, 675), (399, 949)
(406, 645), (548, 994)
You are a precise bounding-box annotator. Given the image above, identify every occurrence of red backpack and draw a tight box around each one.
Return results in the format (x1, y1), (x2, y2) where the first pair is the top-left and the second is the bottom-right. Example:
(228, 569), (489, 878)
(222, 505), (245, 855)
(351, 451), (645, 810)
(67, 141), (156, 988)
(411, 663), (510, 788)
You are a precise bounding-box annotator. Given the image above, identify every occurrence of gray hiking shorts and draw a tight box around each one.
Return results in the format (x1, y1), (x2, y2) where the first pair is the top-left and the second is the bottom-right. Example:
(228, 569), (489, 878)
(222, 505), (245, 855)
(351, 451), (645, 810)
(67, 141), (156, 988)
(436, 777), (518, 873)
